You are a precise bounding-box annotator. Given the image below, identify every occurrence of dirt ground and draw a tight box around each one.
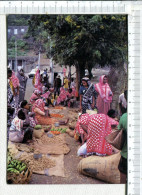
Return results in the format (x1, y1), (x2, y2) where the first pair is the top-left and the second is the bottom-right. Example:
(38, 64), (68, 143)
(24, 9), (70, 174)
(30, 132), (105, 184)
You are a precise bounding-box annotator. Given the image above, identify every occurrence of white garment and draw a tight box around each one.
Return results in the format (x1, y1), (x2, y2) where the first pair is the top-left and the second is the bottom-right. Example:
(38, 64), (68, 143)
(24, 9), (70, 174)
(119, 93), (127, 109)
(10, 116), (24, 131)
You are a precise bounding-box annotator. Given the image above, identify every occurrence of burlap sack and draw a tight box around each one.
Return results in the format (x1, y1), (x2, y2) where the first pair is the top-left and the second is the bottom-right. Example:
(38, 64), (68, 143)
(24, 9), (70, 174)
(33, 129), (44, 139)
(78, 152), (121, 184)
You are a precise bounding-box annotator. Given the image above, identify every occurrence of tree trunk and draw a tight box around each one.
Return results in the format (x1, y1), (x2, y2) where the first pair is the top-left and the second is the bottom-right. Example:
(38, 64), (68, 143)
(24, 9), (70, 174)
(75, 62), (85, 100)
(108, 64), (128, 116)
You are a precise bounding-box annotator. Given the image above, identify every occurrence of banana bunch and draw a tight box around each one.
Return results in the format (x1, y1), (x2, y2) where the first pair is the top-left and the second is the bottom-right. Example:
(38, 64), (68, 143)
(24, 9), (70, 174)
(7, 159), (27, 174)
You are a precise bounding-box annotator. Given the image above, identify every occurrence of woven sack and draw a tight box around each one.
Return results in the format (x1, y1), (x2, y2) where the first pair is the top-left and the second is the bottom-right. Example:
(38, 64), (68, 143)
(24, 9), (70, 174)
(105, 129), (125, 150)
(33, 129), (44, 139)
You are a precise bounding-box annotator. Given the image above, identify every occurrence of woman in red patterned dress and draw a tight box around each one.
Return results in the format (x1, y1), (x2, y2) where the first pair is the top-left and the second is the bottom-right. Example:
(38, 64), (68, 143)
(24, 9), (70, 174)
(77, 113), (118, 156)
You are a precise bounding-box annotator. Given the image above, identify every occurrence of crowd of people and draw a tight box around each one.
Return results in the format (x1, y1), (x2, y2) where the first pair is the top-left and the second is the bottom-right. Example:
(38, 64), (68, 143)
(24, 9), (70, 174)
(7, 67), (127, 184)
(7, 67), (77, 143)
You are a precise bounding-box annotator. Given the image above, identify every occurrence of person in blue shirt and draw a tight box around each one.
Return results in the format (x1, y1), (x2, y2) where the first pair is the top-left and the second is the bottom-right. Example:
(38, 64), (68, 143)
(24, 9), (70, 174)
(79, 77), (97, 114)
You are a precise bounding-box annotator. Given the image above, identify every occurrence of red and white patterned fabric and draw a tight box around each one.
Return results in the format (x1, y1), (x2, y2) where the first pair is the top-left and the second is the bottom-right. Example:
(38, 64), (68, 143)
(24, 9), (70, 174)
(32, 99), (45, 112)
(41, 91), (51, 99)
(57, 87), (67, 105)
(30, 94), (38, 104)
(10, 72), (19, 88)
(76, 113), (119, 155)
(71, 87), (76, 96)
(75, 113), (90, 141)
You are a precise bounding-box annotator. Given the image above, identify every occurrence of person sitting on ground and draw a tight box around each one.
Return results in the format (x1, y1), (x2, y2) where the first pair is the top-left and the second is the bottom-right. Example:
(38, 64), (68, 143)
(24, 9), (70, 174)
(119, 90), (127, 116)
(21, 100), (36, 128)
(65, 88), (76, 108)
(56, 87), (67, 106)
(9, 109), (33, 143)
(7, 105), (15, 128)
(30, 89), (41, 105)
(76, 111), (118, 154)
(32, 99), (49, 116)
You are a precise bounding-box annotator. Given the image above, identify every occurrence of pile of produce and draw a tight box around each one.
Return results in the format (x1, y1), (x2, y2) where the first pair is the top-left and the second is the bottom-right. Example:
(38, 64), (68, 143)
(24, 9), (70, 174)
(43, 125), (52, 132)
(34, 125), (42, 130)
(7, 158), (27, 174)
(39, 134), (64, 144)
(23, 155), (56, 172)
(7, 154), (32, 184)
(53, 106), (64, 110)
(35, 114), (57, 125)
(50, 127), (67, 135)
(50, 113), (64, 118)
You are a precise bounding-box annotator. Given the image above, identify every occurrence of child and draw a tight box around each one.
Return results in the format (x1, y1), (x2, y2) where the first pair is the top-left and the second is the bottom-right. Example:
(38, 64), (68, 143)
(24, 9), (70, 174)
(21, 100), (36, 128)
(9, 109), (33, 143)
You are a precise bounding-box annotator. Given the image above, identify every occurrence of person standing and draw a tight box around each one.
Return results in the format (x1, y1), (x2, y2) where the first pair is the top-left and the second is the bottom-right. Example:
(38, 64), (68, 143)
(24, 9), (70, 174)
(8, 69), (19, 109)
(34, 69), (43, 93)
(79, 77), (96, 114)
(54, 75), (62, 96)
(64, 76), (69, 91)
(70, 78), (76, 89)
(17, 68), (28, 103)
(118, 112), (127, 184)
(95, 75), (113, 115)
(43, 68), (49, 87)
(119, 90), (127, 116)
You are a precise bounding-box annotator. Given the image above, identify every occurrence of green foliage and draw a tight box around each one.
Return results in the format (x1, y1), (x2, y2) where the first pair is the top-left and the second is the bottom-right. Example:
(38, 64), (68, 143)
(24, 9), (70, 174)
(7, 15), (31, 26)
(27, 14), (127, 80)
(8, 36), (29, 57)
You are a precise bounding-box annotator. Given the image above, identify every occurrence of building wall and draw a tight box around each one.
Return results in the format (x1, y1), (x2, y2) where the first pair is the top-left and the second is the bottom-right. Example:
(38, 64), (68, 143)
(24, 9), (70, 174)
(8, 26), (28, 40)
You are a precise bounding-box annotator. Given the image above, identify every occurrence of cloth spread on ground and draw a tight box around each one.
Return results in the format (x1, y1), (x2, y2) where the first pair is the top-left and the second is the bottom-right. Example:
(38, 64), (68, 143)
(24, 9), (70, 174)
(8, 132), (69, 177)
(32, 134), (70, 155)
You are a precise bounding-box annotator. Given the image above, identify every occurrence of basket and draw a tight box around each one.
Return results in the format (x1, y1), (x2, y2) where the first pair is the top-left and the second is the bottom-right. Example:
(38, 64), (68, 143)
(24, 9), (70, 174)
(7, 166), (32, 184)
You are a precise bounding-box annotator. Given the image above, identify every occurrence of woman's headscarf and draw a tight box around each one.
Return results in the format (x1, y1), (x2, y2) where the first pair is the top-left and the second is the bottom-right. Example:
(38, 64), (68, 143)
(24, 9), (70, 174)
(95, 75), (113, 102)
(32, 99), (45, 112)
(81, 77), (90, 86)
(34, 89), (41, 95)
(29, 89), (40, 104)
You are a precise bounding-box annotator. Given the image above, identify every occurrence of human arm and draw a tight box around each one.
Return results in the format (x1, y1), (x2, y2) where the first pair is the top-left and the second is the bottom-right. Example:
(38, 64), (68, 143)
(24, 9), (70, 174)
(91, 95), (95, 109)
(80, 124), (88, 134)
(80, 133), (84, 145)
(13, 86), (19, 96)
(80, 95), (82, 111)
(34, 108), (45, 116)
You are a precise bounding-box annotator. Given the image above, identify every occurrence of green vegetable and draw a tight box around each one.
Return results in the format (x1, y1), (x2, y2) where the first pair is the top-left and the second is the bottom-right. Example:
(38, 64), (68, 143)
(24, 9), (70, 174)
(19, 165), (26, 172)
(35, 125), (42, 129)
(7, 164), (14, 168)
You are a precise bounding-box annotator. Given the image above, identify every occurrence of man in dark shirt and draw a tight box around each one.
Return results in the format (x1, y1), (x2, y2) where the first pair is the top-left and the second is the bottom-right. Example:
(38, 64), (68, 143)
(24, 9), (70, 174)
(54, 75), (62, 97)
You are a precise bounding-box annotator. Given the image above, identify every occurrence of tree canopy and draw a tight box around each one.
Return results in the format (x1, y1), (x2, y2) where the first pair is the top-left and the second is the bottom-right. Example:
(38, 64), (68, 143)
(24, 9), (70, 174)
(27, 14), (127, 87)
